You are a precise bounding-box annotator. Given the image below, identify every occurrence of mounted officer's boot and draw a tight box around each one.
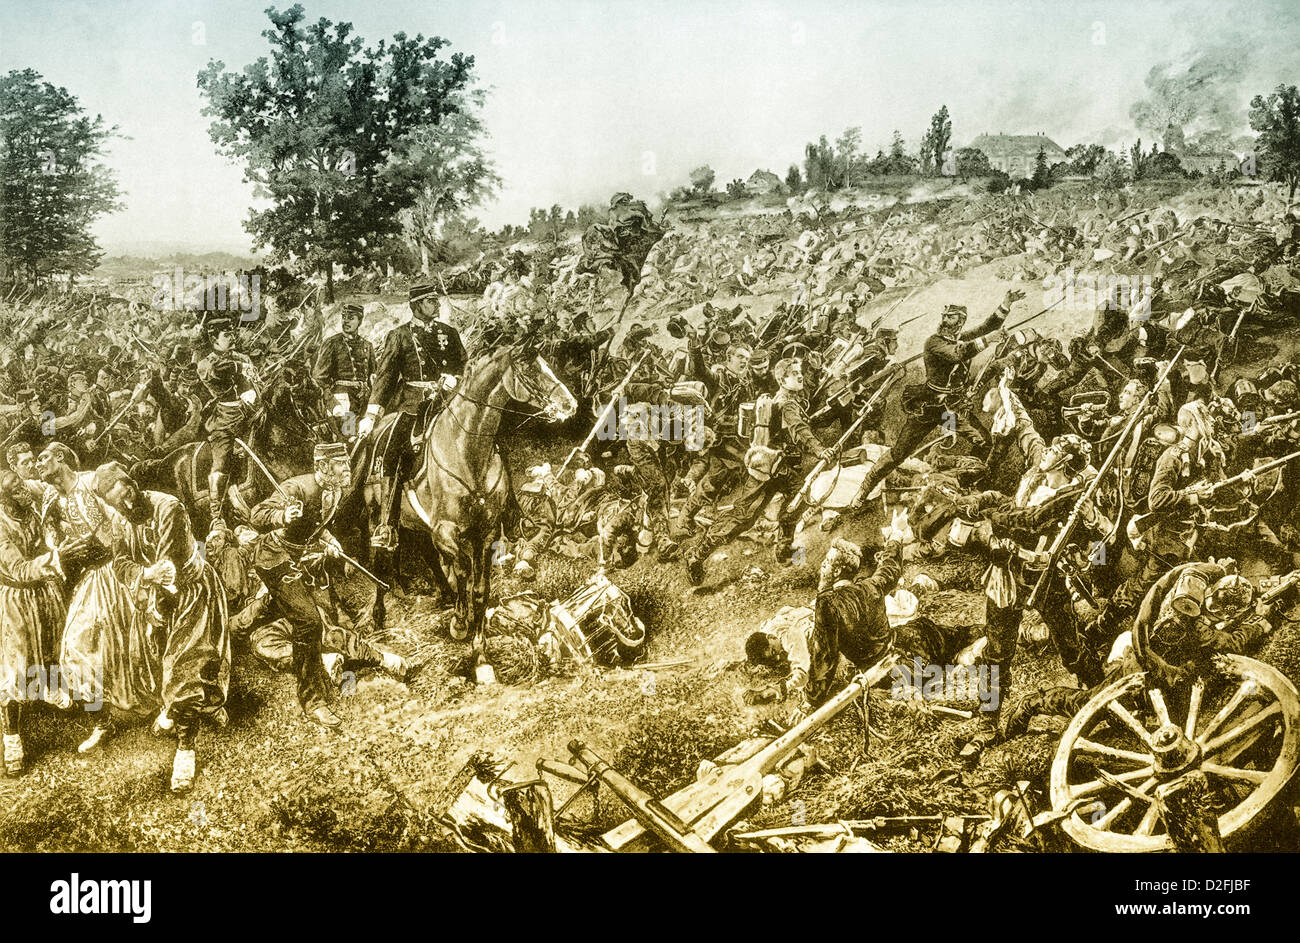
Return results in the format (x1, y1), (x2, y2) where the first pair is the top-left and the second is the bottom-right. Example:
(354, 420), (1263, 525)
(208, 472), (228, 528)
(370, 475), (399, 552)
(370, 434), (406, 552)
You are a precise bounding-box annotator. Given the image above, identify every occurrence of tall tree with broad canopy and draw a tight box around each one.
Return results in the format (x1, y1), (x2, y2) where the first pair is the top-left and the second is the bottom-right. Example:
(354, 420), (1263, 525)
(0, 69), (122, 288)
(1249, 84), (1300, 200)
(197, 4), (481, 300)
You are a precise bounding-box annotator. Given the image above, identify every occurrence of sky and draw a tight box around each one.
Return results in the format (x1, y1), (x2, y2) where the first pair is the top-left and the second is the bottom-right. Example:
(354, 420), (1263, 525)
(2, 0), (1297, 254)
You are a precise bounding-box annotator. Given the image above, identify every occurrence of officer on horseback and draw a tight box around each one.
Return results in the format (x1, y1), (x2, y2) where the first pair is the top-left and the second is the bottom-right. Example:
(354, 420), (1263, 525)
(357, 282), (467, 550)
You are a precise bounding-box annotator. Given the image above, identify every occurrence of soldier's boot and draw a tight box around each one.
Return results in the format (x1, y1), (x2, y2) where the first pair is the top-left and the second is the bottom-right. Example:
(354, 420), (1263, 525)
(649, 509), (679, 561)
(851, 449), (894, 512)
(676, 492), (705, 538)
(685, 535), (721, 586)
(773, 521), (800, 566)
(208, 472), (228, 527)
(1002, 686), (1091, 740)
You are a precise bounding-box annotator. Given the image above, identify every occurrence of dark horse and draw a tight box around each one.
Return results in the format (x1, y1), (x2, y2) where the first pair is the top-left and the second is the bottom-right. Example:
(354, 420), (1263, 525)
(132, 361), (330, 533)
(359, 337), (577, 676)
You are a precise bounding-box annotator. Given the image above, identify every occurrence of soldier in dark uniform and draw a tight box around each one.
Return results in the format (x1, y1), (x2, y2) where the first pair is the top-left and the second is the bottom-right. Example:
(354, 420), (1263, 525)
(196, 317), (257, 525)
(852, 289), (1025, 508)
(679, 341), (754, 535)
(357, 282), (467, 550)
(50, 367), (110, 460)
(312, 302), (375, 439)
(247, 441), (354, 729)
(686, 357), (832, 585)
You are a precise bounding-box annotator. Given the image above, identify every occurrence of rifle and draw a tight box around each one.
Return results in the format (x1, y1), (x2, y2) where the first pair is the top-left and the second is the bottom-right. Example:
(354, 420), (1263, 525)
(1213, 305), (1251, 380)
(1127, 447), (1300, 544)
(234, 437), (390, 590)
(787, 371), (901, 514)
(895, 295), (1065, 369)
(555, 350), (649, 479)
(1247, 408), (1300, 431)
(730, 813), (991, 844)
(1026, 347), (1186, 611)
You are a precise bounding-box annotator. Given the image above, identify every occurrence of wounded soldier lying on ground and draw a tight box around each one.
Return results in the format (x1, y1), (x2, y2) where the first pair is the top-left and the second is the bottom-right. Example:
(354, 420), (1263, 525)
(1001, 560), (1289, 739)
(744, 513), (984, 719)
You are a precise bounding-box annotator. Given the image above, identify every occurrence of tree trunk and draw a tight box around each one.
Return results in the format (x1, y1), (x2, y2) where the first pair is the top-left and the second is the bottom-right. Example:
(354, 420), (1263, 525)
(324, 264), (334, 304)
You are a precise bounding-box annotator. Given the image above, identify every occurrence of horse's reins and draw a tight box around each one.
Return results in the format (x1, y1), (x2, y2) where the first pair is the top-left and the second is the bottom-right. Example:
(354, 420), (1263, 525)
(419, 351), (562, 502)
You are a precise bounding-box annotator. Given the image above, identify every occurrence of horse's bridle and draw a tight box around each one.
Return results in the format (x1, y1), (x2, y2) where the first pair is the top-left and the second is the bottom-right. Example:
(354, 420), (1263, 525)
(441, 349), (565, 436)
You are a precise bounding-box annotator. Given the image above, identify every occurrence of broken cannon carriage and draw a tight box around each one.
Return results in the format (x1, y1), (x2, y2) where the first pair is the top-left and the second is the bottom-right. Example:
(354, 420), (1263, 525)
(1048, 653), (1300, 852)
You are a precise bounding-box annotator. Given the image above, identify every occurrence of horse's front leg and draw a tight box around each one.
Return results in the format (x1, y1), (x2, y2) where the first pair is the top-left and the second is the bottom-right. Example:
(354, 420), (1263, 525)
(468, 533), (496, 684)
(449, 545), (472, 643)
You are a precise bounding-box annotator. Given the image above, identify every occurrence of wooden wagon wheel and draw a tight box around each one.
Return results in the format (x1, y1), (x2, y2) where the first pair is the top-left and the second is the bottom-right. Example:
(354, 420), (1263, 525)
(1049, 654), (1300, 852)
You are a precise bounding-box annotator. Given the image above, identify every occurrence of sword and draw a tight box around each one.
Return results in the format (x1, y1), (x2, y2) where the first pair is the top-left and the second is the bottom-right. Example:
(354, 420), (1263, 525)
(235, 437), (390, 589)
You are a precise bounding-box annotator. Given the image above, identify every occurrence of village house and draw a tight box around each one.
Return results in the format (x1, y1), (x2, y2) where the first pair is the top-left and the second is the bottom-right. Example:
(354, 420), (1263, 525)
(745, 169), (783, 195)
(967, 132), (1069, 177)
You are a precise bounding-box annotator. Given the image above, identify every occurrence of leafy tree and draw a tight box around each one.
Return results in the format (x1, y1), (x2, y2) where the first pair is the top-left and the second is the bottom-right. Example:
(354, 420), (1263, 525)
(921, 106), (951, 176)
(1097, 152), (1129, 190)
(1148, 148), (1185, 178)
(865, 132), (917, 176)
(197, 4), (478, 300)
(0, 69), (122, 287)
(1249, 84), (1300, 200)
(803, 136), (836, 190)
(398, 88), (501, 274)
(689, 164), (716, 195)
(889, 130), (907, 159)
(1128, 139), (1150, 181)
(1031, 145), (1051, 190)
(785, 164), (802, 193)
(953, 147), (991, 179)
(1064, 143), (1106, 176)
(986, 170), (1011, 193)
(835, 126), (862, 188)
(726, 178), (748, 199)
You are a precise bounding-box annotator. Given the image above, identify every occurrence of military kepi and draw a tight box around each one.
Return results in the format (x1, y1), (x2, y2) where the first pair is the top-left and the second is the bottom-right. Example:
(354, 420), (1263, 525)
(408, 281), (439, 303)
(314, 442), (349, 461)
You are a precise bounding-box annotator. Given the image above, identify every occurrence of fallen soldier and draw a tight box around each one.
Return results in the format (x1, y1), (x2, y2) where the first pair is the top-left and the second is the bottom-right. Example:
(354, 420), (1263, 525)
(1001, 561), (1284, 738)
(743, 512), (984, 717)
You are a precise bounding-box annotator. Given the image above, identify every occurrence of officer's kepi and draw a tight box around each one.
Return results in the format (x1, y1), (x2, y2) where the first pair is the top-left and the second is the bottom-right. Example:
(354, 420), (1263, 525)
(409, 282), (440, 320)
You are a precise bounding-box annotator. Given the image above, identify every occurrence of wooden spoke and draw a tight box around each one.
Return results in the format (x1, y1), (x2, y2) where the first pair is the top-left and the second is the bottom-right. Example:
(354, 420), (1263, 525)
(1148, 688), (1171, 728)
(1094, 798), (1132, 830)
(1107, 701), (1155, 749)
(1197, 679), (1254, 745)
(1202, 703), (1282, 756)
(1071, 767), (1154, 800)
(1074, 739), (1152, 765)
(1201, 762), (1268, 785)
(1134, 802), (1162, 836)
(1093, 776), (1158, 831)
(1185, 679), (1205, 738)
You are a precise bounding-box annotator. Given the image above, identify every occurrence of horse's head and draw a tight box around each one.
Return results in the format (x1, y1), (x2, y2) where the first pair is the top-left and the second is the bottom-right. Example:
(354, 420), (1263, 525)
(500, 338), (578, 423)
